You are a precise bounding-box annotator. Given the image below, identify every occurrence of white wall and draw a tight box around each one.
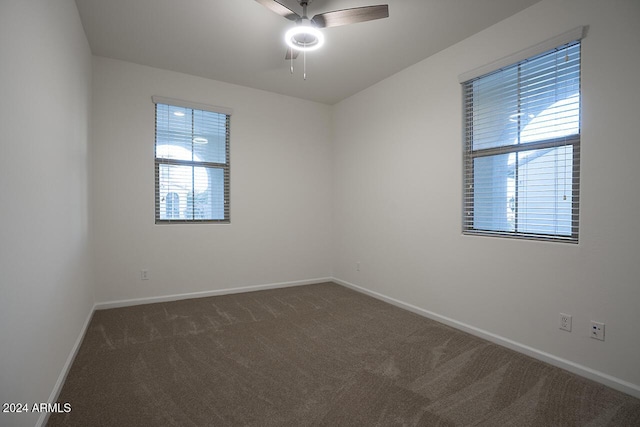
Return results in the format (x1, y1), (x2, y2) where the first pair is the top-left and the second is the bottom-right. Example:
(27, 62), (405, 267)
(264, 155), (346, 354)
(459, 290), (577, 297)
(91, 57), (332, 303)
(332, 0), (640, 393)
(0, 1), (94, 426)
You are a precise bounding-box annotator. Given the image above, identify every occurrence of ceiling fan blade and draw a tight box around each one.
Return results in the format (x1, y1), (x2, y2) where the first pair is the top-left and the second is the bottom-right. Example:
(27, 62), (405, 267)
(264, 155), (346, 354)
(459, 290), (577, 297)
(285, 48), (299, 60)
(312, 5), (389, 28)
(255, 0), (300, 21)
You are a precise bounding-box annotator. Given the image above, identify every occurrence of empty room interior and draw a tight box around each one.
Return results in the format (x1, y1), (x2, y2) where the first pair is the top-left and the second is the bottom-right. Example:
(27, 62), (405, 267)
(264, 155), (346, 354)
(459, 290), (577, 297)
(1, 0), (640, 425)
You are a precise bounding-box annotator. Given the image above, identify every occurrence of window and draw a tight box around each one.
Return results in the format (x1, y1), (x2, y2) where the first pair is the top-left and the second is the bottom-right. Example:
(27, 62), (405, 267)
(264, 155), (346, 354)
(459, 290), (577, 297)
(153, 97), (231, 223)
(462, 38), (581, 242)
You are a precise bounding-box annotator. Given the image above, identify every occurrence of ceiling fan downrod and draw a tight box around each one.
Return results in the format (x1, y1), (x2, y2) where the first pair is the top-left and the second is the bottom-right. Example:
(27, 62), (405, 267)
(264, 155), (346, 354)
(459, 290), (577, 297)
(300, 1), (309, 18)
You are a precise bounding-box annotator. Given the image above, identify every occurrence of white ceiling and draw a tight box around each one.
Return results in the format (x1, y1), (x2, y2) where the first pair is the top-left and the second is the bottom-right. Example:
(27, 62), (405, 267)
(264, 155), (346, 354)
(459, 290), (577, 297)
(75, 0), (541, 105)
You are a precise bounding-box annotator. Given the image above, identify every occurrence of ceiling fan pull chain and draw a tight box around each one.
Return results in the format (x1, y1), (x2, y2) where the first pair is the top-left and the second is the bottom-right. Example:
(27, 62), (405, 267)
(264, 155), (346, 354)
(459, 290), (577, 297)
(303, 49), (307, 80)
(290, 48), (294, 74)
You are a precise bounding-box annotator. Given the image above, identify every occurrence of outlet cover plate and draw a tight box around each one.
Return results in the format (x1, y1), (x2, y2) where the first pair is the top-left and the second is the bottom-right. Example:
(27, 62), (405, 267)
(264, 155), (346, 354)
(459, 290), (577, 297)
(590, 321), (605, 341)
(559, 313), (572, 332)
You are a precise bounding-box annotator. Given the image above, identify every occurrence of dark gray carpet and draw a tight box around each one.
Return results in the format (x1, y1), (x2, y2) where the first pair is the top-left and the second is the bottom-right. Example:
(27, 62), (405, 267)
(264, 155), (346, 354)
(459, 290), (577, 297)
(48, 282), (640, 426)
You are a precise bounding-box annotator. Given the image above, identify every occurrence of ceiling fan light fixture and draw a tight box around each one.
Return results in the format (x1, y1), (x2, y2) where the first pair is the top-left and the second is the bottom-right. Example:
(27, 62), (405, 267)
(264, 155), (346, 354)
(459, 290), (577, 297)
(285, 24), (324, 52)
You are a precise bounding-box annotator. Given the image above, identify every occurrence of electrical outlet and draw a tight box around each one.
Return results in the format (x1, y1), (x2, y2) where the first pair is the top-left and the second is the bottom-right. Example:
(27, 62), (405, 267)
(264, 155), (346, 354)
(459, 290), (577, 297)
(590, 321), (605, 341)
(141, 269), (150, 280)
(559, 313), (572, 332)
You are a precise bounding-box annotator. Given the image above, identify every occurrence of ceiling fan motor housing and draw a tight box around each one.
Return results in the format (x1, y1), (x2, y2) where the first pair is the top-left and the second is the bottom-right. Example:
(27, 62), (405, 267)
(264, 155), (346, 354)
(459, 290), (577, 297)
(256, 0), (389, 55)
(291, 32), (319, 48)
(290, 17), (321, 49)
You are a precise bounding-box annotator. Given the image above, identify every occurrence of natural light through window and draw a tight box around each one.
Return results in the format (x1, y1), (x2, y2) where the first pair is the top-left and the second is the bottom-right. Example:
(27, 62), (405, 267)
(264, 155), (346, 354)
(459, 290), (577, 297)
(506, 94), (579, 235)
(462, 41), (581, 242)
(153, 99), (231, 223)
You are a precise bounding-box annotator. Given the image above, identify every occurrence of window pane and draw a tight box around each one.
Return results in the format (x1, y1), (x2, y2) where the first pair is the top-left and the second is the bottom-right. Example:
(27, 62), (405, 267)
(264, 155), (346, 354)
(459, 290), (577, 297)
(158, 163), (195, 220)
(519, 44), (580, 144)
(155, 104), (194, 158)
(193, 109), (227, 164)
(514, 146), (573, 236)
(470, 67), (519, 151)
(473, 146), (574, 236)
(473, 154), (514, 232)
(205, 168), (225, 220)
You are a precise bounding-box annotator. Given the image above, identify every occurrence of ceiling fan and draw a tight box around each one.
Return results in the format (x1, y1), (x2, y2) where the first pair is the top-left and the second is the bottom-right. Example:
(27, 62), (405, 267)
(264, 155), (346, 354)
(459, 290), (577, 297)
(255, 0), (389, 78)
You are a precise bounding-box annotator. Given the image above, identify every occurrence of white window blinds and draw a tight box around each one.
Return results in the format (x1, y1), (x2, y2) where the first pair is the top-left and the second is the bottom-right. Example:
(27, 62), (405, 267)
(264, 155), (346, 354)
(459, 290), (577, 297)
(153, 97), (231, 223)
(462, 37), (582, 242)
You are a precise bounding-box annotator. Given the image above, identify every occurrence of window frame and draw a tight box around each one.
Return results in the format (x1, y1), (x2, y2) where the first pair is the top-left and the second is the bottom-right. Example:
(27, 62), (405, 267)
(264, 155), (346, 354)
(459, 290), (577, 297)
(152, 96), (232, 224)
(461, 36), (583, 243)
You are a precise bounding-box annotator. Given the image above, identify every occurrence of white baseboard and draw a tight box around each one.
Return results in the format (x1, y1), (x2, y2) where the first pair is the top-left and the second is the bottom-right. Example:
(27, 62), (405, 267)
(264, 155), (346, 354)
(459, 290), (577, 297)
(94, 277), (333, 310)
(36, 304), (96, 427)
(332, 277), (640, 399)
